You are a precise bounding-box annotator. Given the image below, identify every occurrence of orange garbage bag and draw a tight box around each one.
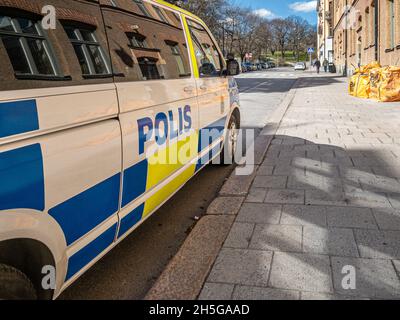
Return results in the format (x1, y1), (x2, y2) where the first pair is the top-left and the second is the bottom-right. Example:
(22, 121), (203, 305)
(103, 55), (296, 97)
(379, 66), (400, 102)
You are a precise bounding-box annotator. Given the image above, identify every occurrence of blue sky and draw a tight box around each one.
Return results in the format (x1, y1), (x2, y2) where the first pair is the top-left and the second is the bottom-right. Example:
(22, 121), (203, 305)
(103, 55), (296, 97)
(230, 0), (318, 24)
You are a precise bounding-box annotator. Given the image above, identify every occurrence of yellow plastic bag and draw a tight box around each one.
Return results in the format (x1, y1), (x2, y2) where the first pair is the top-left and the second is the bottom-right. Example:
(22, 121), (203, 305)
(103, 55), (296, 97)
(349, 74), (358, 96)
(349, 62), (380, 98)
(379, 66), (400, 102)
(369, 68), (382, 100)
(360, 61), (381, 73)
(355, 74), (370, 98)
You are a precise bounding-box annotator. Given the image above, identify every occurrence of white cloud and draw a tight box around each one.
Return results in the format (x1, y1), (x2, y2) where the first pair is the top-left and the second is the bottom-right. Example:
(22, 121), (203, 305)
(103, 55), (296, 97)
(289, 1), (318, 13)
(253, 8), (275, 19)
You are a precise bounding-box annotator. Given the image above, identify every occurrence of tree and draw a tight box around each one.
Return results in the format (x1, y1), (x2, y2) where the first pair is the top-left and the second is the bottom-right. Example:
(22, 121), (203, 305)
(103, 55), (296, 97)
(287, 16), (309, 61)
(182, 0), (227, 39)
(270, 18), (291, 58)
(233, 9), (262, 61)
(180, 1), (317, 63)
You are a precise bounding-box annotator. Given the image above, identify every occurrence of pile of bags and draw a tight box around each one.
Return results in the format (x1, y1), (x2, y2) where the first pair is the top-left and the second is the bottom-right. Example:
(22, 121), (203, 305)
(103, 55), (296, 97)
(349, 61), (400, 102)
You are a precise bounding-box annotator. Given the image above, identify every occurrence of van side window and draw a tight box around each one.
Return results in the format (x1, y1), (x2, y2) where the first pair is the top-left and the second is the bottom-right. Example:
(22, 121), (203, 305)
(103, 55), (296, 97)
(64, 26), (111, 78)
(0, 15), (60, 78)
(100, 1), (191, 82)
(187, 19), (224, 78)
(0, 1), (114, 91)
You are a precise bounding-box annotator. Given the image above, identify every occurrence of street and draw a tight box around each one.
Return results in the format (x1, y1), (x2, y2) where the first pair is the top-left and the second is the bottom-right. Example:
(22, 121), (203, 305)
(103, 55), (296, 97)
(60, 67), (299, 299)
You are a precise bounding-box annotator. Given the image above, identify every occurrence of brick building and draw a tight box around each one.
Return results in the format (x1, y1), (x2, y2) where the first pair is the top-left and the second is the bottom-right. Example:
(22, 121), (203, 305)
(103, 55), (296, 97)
(317, 0), (400, 75)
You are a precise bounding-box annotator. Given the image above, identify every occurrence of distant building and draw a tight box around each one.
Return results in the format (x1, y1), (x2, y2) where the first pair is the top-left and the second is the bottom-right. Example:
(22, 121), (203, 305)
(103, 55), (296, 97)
(317, 0), (334, 64)
(317, 0), (400, 75)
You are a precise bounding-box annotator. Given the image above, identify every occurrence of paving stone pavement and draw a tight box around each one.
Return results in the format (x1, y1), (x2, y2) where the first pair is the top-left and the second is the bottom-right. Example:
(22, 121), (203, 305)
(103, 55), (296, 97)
(199, 75), (400, 300)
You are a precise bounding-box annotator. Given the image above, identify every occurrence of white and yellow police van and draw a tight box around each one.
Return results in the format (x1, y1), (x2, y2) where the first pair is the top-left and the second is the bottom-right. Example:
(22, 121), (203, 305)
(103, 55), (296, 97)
(0, 0), (240, 299)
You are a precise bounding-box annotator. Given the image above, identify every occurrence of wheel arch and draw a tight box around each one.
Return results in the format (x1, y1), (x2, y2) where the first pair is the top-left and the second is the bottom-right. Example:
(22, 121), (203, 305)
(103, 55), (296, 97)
(0, 238), (55, 299)
(0, 210), (68, 299)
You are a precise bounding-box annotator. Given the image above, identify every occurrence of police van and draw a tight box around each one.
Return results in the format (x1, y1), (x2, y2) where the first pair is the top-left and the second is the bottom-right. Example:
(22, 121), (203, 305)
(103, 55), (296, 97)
(0, 0), (240, 299)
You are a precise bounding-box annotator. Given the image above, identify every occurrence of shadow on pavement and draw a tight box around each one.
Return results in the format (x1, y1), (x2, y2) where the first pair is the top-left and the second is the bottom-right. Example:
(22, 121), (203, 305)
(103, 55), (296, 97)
(243, 134), (400, 299)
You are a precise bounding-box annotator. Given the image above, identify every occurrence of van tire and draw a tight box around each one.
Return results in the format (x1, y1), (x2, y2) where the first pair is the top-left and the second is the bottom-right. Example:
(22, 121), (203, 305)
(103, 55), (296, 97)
(0, 264), (37, 300)
(219, 113), (240, 165)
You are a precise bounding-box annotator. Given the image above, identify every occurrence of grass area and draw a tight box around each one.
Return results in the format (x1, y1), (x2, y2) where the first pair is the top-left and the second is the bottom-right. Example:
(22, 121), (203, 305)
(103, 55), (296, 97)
(264, 51), (308, 63)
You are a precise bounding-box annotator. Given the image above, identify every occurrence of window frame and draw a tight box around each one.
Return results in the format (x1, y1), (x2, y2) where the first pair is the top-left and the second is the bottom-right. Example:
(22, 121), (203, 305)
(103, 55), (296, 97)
(0, 15), (64, 80)
(64, 25), (112, 78)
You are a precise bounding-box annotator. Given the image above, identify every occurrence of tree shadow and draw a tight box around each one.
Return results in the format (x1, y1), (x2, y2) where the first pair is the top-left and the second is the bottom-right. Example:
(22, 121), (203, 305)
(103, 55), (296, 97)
(228, 133), (400, 300)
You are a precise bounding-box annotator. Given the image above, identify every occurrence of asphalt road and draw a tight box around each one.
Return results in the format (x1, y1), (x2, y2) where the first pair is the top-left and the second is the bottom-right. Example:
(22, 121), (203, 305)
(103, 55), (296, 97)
(60, 67), (299, 300)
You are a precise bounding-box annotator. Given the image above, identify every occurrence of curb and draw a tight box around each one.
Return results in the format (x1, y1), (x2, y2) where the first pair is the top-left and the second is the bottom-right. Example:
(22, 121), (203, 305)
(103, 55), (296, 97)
(144, 78), (299, 300)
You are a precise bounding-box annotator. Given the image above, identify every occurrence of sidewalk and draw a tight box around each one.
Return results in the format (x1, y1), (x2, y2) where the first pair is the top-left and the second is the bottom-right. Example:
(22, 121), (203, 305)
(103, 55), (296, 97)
(148, 74), (400, 300)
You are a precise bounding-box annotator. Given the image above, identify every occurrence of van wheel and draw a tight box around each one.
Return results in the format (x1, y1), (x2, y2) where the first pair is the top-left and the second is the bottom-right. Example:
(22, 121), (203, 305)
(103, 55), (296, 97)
(0, 264), (37, 300)
(219, 114), (240, 165)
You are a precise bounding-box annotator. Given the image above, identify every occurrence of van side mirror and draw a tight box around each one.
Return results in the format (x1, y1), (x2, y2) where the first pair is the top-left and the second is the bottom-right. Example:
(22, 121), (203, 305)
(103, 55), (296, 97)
(225, 59), (240, 76)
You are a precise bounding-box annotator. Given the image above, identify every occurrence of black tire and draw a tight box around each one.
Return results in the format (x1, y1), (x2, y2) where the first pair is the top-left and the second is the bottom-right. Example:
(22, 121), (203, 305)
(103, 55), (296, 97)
(218, 113), (240, 165)
(0, 264), (37, 300)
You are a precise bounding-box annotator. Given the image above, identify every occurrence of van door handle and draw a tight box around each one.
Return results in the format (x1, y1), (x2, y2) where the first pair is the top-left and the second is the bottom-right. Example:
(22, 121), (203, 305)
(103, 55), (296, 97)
(184, 86), (194, 93)
(200, 85), (208, 91)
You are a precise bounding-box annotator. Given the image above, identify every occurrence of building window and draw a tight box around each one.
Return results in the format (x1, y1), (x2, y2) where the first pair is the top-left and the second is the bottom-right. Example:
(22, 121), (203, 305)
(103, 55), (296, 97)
(138, 57), (160, 80)
(64, 26), (111, 77)
(153, 5), (168, 23)
(128, 33), (148, 48)
(0, 15), (59, 78)
(166, 41), (186, 76)
(133, 0), (151, 17)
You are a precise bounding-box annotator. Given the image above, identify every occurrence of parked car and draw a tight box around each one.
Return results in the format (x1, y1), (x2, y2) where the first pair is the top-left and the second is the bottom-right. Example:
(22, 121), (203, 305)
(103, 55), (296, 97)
(260, 62), (269, 69)
(294, 62), (307, 71)
(267, 61), (276, 68)
(0, 0), (241, 300)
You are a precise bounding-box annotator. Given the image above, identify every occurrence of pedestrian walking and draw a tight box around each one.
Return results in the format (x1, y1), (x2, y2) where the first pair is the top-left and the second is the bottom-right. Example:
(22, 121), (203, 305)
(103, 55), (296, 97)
(314, 59), (321, 74)
(323, 58), (328, 72)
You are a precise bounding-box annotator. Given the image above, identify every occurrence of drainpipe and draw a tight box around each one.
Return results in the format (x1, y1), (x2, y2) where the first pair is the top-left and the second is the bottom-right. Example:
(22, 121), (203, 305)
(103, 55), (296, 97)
(374, 0), (379, 61)
(343, 0), (348, 76)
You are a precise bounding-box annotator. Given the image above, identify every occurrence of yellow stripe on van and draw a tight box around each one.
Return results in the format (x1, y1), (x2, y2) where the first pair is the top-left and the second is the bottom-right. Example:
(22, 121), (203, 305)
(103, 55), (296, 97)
(182, 16), (199, 78)
(143, 163), (196, 218)
(145, 131), (198, 191)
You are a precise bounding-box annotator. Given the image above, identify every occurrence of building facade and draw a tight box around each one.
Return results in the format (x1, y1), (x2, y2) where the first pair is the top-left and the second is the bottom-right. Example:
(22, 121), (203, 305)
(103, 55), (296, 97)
(318, 0), (400, 75)
(317, 0), (334, 63)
